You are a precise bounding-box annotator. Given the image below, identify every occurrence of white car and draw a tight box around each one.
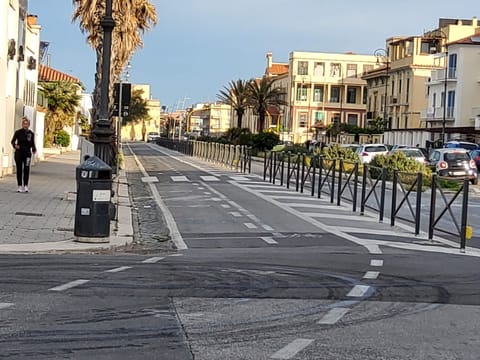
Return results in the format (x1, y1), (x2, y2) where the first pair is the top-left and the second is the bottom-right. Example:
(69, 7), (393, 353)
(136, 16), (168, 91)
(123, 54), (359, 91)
(389, 147), (426, 164)
(146, 132), (160, 142)
(355, 144), (389, 164)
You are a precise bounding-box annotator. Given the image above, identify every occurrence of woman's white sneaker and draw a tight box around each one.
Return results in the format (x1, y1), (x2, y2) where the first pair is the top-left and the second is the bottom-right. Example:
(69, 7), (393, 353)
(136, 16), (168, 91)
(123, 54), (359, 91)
(24, 186), (29, 193)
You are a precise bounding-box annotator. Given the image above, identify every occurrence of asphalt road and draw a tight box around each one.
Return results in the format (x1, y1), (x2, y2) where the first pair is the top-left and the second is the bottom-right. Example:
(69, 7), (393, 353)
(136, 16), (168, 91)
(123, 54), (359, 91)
(1, 141), (480, 359)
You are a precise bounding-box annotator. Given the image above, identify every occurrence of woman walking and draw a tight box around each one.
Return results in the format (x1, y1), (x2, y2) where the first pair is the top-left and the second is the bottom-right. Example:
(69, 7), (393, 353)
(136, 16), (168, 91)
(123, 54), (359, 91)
(11, 117), (37, 193)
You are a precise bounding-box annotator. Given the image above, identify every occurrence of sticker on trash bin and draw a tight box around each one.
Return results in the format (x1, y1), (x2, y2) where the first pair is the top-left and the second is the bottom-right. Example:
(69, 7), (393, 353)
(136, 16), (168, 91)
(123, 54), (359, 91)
(92, 189), (111, 201)
(81, 208), (90, 216)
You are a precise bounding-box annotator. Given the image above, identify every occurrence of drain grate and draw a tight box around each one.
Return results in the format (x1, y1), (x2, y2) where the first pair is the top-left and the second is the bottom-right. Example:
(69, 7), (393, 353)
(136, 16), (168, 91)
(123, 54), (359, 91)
(15, 212), (44, 217)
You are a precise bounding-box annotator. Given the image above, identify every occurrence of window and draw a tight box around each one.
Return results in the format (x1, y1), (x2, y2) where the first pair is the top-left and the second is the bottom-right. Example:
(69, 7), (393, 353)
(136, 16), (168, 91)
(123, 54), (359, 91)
(441, 91), (445, 107)
(363, 64), (374, 74)
(347, 64), (357, 78)
(330, 63), (341, 77)
(406, 41), (413, 56)
(391, 80), (394, 96)
(298, 112), (308, 127)
(363, 88), (367, 104)
(296, 86), (307, 101)
(314, 62), (325, 76)
(448, 53), (457, 78)
(313, 85), (324, 102)
(315, 111), (325, 121)
(298, 61), (308, 75)
(347, 87), (356, 104)
(447, 90), (455, 117)
(347, 114), (358, 126)
(330, 86), (340, 102)
(406, 78), (410, 102)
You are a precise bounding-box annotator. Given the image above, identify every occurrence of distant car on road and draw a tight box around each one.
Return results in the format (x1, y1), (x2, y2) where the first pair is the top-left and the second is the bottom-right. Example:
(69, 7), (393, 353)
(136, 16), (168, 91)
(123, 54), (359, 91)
(389, 147), (426, 164)
(428, 148), (478, 185)
(444, 140), (480, 151)
(146, 132), (160, 143)
(355, 144), (389, 164)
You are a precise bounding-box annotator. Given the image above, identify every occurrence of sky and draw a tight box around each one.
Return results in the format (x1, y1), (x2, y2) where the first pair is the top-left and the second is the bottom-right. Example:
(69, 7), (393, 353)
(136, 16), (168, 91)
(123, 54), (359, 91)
(29, 0), (479, 111)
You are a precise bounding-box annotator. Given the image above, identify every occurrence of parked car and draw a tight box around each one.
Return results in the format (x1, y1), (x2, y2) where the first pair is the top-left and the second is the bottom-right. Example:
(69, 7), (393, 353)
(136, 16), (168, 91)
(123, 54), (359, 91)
(355, 144), (389, 164)
(469, 149), (480, 170)
(146, 132), (160, 142)
(389, 147), (426, 164)
(444, 140), (480, 151)
(428, 148), (478, 184)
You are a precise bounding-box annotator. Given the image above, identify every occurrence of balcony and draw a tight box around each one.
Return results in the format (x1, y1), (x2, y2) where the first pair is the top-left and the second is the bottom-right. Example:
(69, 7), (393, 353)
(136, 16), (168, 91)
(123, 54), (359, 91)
(428, 68), (457, 83)
(421, 106), (455, 121)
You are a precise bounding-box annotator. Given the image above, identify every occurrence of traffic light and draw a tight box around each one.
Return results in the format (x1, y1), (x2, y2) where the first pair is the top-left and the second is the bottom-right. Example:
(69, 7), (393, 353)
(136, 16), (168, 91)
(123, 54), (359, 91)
(113, 83), (131, 116)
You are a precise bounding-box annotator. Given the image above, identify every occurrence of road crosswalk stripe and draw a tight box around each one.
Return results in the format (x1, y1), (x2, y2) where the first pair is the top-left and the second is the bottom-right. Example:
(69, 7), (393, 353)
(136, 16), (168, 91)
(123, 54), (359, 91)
(318, 307), (349, 324)
(49, 279), (90, 292)
(0, 303), (14, 310)
(200, 176), (219, 181)
(271, 338), (314, 359)
(171, 176), (189, 182)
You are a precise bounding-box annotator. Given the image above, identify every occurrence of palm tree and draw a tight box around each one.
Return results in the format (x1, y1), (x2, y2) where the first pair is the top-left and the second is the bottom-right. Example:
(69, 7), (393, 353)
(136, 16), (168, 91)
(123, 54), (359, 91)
(72, 0), (157, 118)
(217, 79), (249, 128)
(247, 76), (287, 132)
(39, 81), (82, 146)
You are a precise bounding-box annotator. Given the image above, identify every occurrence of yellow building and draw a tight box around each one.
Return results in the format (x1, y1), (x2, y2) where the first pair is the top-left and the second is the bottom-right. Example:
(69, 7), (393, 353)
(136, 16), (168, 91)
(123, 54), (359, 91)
(120, 83), (161, 141)
(186, 103), (232, 138)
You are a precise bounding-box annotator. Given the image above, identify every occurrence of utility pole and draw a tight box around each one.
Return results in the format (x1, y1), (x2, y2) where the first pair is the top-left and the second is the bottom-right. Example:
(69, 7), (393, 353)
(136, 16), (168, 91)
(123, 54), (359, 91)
(92, 0), (115, 165)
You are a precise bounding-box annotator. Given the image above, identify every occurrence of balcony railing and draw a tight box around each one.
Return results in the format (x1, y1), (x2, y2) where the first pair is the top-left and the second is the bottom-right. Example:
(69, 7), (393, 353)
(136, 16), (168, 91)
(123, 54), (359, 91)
(421, 106), (455, 121)
(429, 68), (457, 82)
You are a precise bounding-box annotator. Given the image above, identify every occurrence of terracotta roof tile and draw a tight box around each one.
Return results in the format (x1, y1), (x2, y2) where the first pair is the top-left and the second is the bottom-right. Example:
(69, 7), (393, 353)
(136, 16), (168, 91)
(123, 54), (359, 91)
(267, 63), (289, 76)
(38, 64), (81, 83)
(451, 32), (480, 45)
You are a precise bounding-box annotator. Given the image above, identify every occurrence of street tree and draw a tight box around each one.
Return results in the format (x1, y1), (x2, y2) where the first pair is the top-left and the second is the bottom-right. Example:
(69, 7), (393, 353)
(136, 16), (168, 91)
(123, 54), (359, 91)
(217, 79), (250, 128)
(72, 0), (157, 118)
(247, 77), (287, 132)
(39, 81), (82, 146)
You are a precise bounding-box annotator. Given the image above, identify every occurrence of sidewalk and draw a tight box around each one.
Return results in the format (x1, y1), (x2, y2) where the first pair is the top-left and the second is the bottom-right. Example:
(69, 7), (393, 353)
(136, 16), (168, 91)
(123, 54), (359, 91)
(0, 150), (133, 253)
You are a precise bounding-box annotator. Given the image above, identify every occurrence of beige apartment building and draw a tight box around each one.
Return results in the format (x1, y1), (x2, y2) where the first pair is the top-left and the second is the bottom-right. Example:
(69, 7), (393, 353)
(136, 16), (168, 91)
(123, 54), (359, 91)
(266, 51), (378, 144)
(187, 103), (232, 138)
(364, 17), (480, 147)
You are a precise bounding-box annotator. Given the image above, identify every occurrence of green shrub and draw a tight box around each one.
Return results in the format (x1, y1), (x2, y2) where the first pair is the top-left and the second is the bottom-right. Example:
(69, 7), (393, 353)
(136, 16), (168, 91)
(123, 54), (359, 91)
(322, 144), (359, 162)
(54, 130), (70, 147)
(252, 131), (280, 151)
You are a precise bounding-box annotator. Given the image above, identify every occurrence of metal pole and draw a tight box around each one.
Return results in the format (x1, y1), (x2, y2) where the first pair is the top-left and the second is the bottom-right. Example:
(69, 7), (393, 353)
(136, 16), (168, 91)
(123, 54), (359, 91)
(442, 46), (448, 145)
(92, 0), (115, 165)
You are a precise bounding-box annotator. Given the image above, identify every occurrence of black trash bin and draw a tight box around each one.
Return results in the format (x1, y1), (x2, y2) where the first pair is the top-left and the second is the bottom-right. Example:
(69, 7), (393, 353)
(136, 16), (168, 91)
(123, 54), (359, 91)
(74, 155), (112, 238)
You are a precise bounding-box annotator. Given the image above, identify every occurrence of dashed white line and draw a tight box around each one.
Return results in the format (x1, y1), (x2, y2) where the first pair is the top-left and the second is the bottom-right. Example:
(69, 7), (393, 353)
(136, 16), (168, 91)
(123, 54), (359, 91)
(142, 257), (165, 263)
(221, 204), (231, 208)
(0, 303), (14, 310)
(347, 285), (370, 297)
(171, 176), (189, 182)
(200, 176), (219, 181)
(271, 338), (314, 359)
(317, 307), (349, 325)
(262, 224), (275, 231)
(244, 222), (257, 229)
(230, 212), (242, 217)
(363, 271), (380, 279)
(370, 259), (384, 267)
(49, 279), (90, 292)
(105, 266), (132, 273)
(169, 254), (184, 257)
(260, 237), (278, 244)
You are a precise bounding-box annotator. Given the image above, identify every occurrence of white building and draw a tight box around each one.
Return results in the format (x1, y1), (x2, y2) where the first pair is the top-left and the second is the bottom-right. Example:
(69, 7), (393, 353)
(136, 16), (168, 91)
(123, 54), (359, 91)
(423, 33), (480, 143)
(1, 0), (41, 176)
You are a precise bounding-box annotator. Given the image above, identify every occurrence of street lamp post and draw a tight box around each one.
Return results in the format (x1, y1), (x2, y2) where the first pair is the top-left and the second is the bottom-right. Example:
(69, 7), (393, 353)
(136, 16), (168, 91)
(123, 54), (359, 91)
(374, 48), (389, 131)
(92, 0), (115, 165)
(439, 33), (448, 145)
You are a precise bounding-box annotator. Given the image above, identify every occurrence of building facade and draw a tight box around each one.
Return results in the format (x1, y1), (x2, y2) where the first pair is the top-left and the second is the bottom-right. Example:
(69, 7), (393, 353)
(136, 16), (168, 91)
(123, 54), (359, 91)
(266, 51), (378, 144)
(1, 0), (41, 176)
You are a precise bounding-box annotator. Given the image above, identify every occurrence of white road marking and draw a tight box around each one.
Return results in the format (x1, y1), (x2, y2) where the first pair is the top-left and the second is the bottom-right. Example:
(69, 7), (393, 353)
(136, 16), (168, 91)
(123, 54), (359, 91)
(317, 307), (349, 325)
(261, 237), (278, 244)
(141, 176), (158, 183)
(0, 303), (14, 310)
(347, 285), (370, 297)
(203, 192), (211, 195)
(105, 266), (132, 273)
(244, 222), (257, 229)
(49, 279), (90, 292)
(366, 244), (383, 254)
(142, 257), (165, 263)
(262, 224), (275, 231)
(247, 214), (259, 221)
(169, 253), (184, 257)
(230, 212), (242, 217)
(229, 176), (250, 181)
(271, 338), (314, 359)
(211, 197), (222, 201)
(286, 202), (348, 209)
(370, 259), (384, 266)
(200, 176), (219, 181)
(304, 213), (378, 221)
(363, 271), (380, 279)
(128, 144), (187, 250)
(221, 204), (231, 208)
(171, 176), (189, 182)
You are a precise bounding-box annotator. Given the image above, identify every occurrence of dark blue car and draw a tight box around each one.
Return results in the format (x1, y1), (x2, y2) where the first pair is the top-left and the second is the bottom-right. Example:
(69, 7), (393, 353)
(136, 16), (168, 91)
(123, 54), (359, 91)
(470, 149), (480, 171)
